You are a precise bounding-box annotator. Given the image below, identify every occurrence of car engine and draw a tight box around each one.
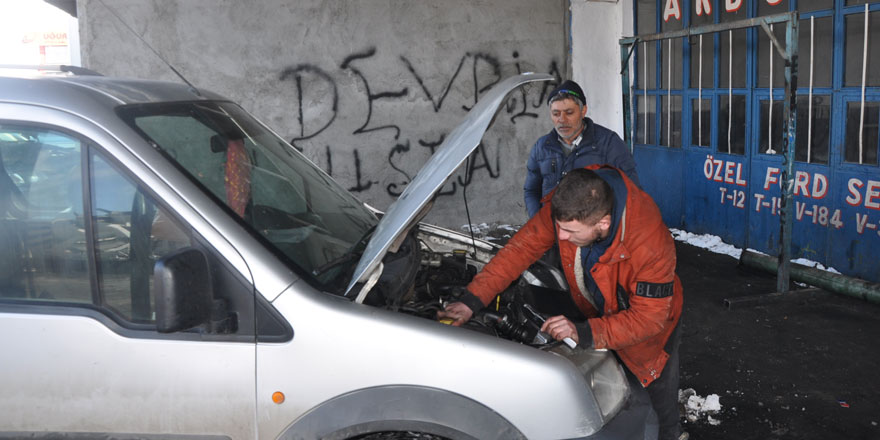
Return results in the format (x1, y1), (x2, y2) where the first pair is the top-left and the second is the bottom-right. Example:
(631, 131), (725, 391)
(365, 226), (570, 348)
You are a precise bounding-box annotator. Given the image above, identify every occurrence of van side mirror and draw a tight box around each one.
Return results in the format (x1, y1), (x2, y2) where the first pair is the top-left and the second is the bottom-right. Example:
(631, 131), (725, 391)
(154, 247), (213, 333)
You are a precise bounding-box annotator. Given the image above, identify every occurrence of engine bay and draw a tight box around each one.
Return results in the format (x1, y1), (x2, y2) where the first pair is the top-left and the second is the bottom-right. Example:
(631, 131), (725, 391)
(364, 227), (572, 349)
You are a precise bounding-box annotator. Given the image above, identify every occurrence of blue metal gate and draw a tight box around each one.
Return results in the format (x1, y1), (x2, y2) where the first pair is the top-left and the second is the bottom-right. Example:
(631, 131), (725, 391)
(621, 1), (880, 285)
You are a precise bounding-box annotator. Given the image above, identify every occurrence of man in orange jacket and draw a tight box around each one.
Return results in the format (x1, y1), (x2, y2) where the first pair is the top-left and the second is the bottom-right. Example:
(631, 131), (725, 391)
(439, 166), (684, 440)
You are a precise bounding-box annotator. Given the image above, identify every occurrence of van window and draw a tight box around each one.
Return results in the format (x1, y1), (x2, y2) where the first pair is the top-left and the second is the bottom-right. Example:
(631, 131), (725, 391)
(90, 153), (192, 322)
(0, 124), (191, 323)
(118, 102), (378, 294)
(0, 125), (88, 302)
(0, 122), (284, 340)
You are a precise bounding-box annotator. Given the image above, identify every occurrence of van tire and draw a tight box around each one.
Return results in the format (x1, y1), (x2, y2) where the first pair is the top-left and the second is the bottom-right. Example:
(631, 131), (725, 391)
(350, 432), (450, 440)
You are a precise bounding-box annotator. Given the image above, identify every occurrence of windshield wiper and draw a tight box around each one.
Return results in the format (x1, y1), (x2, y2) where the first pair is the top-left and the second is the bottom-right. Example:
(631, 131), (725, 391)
(311, 224), (377, 277)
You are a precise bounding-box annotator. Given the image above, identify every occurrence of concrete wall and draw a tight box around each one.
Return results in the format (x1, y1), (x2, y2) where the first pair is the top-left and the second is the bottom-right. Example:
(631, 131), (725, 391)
(570, 0), (632, 139)
(78, 0), (567, 228)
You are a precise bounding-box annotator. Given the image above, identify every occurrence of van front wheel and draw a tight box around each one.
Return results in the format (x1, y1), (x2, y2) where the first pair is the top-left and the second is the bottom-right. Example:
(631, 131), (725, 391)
(350, 432), (451, 440)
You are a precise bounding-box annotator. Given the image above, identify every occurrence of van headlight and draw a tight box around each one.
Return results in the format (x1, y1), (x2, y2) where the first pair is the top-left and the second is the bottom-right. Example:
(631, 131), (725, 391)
(587, 350), (629, 421)
(549, 346), (630, 423)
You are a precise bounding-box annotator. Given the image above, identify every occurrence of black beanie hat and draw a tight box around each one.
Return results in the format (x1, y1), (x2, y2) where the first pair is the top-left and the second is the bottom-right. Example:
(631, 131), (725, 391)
(547, 80), (586, 106)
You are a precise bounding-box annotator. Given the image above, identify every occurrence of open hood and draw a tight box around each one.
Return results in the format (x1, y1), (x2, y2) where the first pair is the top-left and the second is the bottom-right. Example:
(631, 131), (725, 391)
(345, 72), (553, 297)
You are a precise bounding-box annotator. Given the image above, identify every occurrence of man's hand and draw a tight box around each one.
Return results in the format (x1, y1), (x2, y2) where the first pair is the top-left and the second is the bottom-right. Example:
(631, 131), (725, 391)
(540, 315), (580, 344)
(437, 302), (474, 327)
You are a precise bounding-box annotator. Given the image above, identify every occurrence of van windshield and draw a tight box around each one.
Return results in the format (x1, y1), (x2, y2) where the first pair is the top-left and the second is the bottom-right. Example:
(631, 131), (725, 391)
(118, 101), (377, 292)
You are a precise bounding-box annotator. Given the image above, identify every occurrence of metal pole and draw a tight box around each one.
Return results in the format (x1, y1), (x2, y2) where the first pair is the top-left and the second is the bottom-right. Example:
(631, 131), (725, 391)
(699, 35), (703, 146)
(643, 42), (648, 143)
(860, 4), (869, 164)
(667, 38), (672, 147)
(728, 30), (732, 154)
(808, 16), (814, 163)
(621, 43), (633, 152)
(768, 24), (774, 154)
(620, 12), (796, 45)
(742, 250), (880, 305)
(777, 13), (799, 294)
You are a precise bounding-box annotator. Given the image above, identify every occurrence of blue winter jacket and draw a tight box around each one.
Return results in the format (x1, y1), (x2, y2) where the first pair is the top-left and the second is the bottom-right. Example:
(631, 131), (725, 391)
(524, 118), (640, 217)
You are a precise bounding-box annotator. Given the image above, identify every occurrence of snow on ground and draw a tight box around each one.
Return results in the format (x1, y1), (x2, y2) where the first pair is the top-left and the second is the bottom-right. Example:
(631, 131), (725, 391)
(461, 223), (491, 236)
(791, 257), (841, 274)
(669, 228), (841, 274)
(461, 223), (519, 242)
(680, 388), (723, 426)
(670, 229), (742, 260)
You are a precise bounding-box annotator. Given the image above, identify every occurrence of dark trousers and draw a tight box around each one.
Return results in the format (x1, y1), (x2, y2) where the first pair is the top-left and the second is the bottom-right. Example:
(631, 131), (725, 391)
(645, 322), (682, 440)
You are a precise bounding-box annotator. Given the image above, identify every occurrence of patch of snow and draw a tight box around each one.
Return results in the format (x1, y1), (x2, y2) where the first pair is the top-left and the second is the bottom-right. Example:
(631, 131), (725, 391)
(462, 222), (522, 240)
(669, 229), (842, 275)
(680, 388), (722, 425)
(461, 223), (491, 236)
(791, 257), (842, 274)
(670, 229), (742, 259)
(702, 394), (721, 412)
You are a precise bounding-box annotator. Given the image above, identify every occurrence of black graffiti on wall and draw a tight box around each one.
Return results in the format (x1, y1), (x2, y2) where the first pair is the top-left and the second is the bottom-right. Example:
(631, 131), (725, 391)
(279, 65), (337, 142)
(461, 52), (502, 112)
(341, 47), (408, 140)
(401, 56), (466, 113)
(347, 150), (378, 193)
(505, 52), (565, 124)
(385, 139), (412, 196)
(278, 47), (560, 198)
(385, 141), (500, 198)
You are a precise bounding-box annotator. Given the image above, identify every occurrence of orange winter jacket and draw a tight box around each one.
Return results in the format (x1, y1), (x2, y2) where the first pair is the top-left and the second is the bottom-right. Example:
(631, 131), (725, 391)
(467, 165), (683, 387)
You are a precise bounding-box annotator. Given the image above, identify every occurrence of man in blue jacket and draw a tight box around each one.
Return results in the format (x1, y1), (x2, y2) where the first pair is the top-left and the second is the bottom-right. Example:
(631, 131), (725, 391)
(524, 80), (640, 218)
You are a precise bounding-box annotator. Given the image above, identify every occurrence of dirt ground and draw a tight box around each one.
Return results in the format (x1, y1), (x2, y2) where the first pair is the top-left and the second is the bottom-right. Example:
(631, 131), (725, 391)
(674, 241), (880, 440)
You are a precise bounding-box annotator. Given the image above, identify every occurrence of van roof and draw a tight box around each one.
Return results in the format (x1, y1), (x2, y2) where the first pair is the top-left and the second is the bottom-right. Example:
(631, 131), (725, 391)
(0, 69), (227, 115)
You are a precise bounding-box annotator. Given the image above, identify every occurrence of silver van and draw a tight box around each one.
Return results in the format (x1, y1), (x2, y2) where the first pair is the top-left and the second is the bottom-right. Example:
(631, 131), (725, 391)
(0, 68), (656, 439)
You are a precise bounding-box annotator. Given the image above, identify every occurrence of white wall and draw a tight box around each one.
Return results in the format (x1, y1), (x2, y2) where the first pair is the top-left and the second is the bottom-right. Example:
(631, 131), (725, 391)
(570, 0), (632, 138)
